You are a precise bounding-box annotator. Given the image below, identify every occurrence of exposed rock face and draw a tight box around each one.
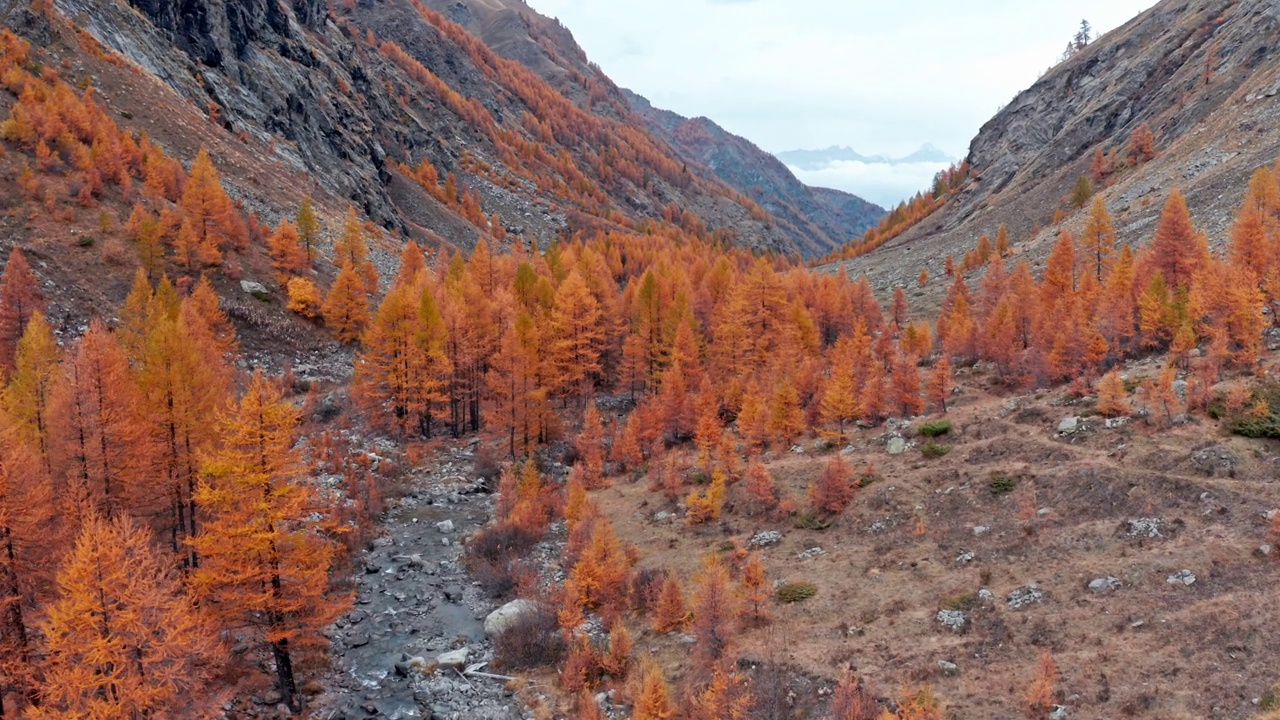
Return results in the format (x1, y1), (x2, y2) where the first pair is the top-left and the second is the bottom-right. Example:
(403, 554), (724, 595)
(35, 0), (835, 256)
(831, 0), (1280, 294)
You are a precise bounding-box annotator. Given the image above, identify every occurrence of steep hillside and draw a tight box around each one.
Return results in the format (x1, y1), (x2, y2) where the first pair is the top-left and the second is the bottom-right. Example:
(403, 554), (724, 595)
(30, 0), (806, 258)
(826, 0), (1280, 300)
(418, 0), (885, 258)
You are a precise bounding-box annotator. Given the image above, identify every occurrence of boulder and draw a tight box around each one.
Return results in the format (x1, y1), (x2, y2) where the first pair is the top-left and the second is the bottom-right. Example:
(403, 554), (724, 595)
(435, 647), (469, 670)
(1007, 584), (1045, 610)
(886, 437), (907, 455)
(240, 280), (270, 299)
(436, 519), (455, 533)
(1167, 569), (1196, 586)
(1088, 576), (1121, 593)
(937, 660), (960, 676)
(1056, 416), (1081, 434)
(749, 530), (783, 547)
(484, 599), (539, 637)
(936, 609), (967, 631)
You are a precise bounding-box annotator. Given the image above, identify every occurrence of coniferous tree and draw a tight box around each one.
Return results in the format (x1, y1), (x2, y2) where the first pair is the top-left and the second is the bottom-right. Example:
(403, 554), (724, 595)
(190, 372), (348, 713)
(32, 513), (222, 720)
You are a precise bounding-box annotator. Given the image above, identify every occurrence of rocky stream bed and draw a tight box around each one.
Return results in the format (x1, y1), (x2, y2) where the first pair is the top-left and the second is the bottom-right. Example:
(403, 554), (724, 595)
(309, 442), (530, 720)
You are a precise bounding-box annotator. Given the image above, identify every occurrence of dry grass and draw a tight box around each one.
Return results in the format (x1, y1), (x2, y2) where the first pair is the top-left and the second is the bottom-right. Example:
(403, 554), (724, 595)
(592, 370), (1280, 719)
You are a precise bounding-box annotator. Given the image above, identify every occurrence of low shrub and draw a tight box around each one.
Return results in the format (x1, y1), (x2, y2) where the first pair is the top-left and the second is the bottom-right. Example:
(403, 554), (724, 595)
(988, 473), (1017, 494)
(940, 591), (978, 611)
(917, 419), (952, 438)
(793, 512), (831, 530)
(776, 582), (818, 603)
(921, 442), (951, 459)
(492, 604), (566, 671)
(466, 522), (540, 598)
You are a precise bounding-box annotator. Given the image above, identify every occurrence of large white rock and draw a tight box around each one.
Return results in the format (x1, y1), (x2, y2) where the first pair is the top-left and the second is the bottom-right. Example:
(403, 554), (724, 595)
(435, 647), (469, 670)
(484, 599), (538, 637)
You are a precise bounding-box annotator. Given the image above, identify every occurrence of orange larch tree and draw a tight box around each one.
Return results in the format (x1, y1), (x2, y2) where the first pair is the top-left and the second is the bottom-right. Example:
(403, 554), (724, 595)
(32, 513), (222, 720)
(3, 311), (59, 463)
(1080, 196), (1115, 281)
(190, 372), (349, 714)
(267, 219), (310, 279)
(0, 249), (45, 376)
(653, 574), (687, 633)
(1147, 189), (1209, 290)
(354, 283), (450, 437)
(295, 196), (321, 262)
(323, 262), (372, 344)
(46, 320), (152, 522)
(335, 207), (380, 293)
(633, 662), (676, 720)
(178, 147), (245, 261)
(809, 455), (854, 515)
(0, 415), (53, 717)
(136, 304), (232, 566)
(689, 554), (737, 664)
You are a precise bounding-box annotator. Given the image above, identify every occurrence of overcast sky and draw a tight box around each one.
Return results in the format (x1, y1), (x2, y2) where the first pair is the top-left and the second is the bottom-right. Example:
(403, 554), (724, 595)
(524, 0), (1156, 205)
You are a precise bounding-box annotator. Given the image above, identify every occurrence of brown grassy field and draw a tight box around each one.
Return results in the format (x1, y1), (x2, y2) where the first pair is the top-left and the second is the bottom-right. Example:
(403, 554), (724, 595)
(589, 362), (1280, 719)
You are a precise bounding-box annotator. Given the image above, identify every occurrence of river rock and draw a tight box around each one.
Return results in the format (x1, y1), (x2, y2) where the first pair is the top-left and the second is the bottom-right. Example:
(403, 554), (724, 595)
(484, 599), (538, 637)
(435, 647), (469, 670)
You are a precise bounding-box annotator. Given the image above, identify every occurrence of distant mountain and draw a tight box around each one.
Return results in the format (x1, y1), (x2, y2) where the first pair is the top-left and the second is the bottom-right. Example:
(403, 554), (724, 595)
(624, 92), (885, 257)
(777, 143), (958, 171)
(418, 0), (885, 257)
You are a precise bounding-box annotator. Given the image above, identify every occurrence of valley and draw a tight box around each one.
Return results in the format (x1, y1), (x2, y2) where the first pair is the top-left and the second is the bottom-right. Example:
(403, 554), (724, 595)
(0, 0), (1279, 718)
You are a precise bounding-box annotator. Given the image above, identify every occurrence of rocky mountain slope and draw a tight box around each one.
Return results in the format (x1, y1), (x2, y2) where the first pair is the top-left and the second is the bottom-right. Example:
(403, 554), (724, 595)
(624, 91), (884, 256)
(827, 0), (1280, 299)
(12, 0), (846, 260)
(416, 0), (884, 257)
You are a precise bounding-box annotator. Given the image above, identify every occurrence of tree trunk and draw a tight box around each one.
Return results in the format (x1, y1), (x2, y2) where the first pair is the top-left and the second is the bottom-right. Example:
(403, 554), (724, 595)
(270, 637), (300, 713)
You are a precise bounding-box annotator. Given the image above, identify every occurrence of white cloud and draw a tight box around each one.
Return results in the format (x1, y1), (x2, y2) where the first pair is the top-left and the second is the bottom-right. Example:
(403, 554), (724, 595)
(529, 0), (1156, 161)
(788, 161), (952, 209)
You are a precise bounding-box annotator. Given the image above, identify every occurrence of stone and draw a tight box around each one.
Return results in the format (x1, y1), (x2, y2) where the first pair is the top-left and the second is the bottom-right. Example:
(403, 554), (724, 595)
(1057, 416), (1081, 434)
(749, 530), (783, 547)
(442, 586), (464, 603)
(1167, 569), (1196, 586)
(239, 280), (270, 299)
(1258, 544), (1274, 557)
(436, 519), (454, 533)
(1104, 417), (1128, 429)
(972, 525), (991, 536)
(1049, 706), (1068, 720)
(484, 599), (539, 637)
(936, 609), (967, 631)
(1006, 584), (1045, 610)
(797, 547), (826, 559)
(791, 444), (805, 454)
(886, 437), (907, 455)
(955, 550), (975, 564)
(435, 647), (469, 670)
(1088, 576), (1121, 593)
(937, 660), (960, 676)
(1126, 517), (1163, 538)
(977, 588), (995, 606)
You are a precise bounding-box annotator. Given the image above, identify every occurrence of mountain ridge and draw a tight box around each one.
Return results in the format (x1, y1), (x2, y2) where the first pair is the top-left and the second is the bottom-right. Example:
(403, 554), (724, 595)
(415, 0), (885, 257)
(777, 142), (958, 170)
